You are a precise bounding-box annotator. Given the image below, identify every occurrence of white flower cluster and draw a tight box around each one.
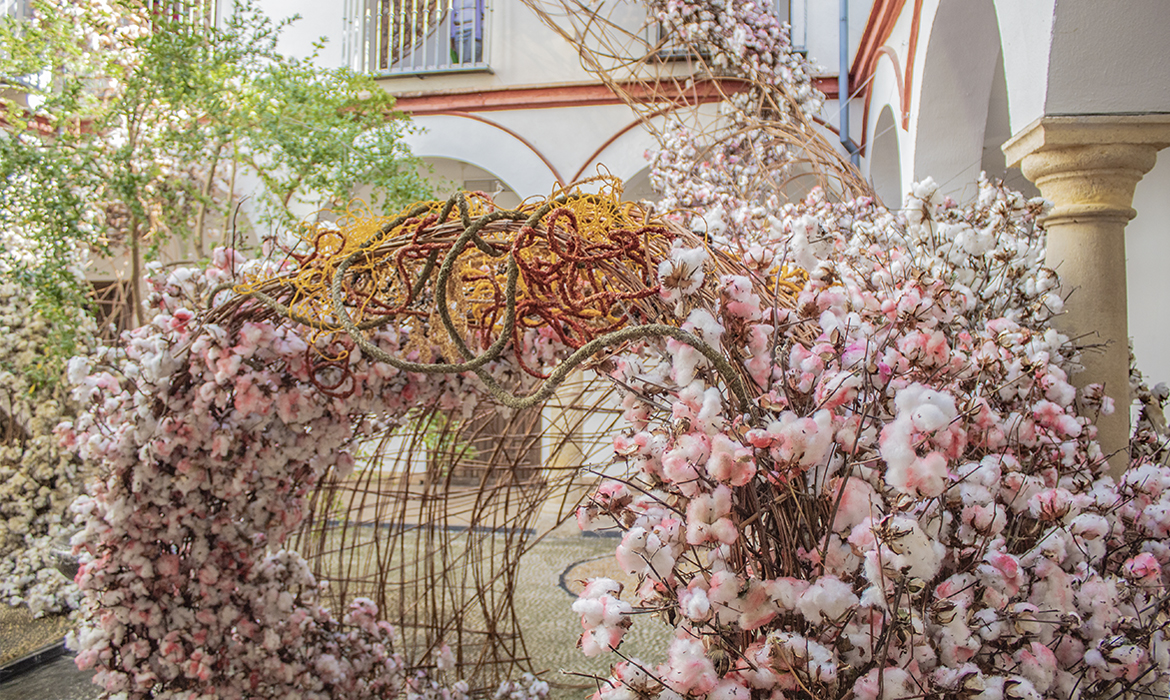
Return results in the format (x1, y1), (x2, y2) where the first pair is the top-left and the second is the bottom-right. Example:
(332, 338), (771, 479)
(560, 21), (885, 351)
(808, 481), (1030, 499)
(643, 0), (824, 244)
(576, 177), (1170, 700)
(63, 249), (508, 698)
(0, 232), (95, 617)
(650, 0), (821, 112)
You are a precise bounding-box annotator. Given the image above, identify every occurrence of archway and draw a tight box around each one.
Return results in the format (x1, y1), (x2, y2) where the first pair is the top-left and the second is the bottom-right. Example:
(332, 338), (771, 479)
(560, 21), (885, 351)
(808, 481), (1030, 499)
(909, 0), (1001, 199)
(869, 105), (903, 209)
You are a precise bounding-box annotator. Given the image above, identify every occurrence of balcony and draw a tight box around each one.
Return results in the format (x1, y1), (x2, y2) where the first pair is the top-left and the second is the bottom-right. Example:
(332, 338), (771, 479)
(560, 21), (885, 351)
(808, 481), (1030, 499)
(343, 0), (489, 76)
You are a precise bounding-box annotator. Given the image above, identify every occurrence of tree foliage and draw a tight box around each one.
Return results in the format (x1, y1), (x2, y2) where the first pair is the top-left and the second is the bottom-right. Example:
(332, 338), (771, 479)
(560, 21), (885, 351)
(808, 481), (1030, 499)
(0, 0), (432, 337)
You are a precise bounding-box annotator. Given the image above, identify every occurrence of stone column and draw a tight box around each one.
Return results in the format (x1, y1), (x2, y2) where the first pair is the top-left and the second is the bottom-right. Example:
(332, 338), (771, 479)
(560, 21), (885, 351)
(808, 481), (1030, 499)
(1003, 115), (1170, 475)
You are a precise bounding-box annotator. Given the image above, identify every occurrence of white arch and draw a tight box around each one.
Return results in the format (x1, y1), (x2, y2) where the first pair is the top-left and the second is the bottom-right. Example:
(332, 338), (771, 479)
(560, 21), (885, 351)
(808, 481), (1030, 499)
(404, 114), (561, 197)
(990, 0), (1055, 133)
(862, 48), (909, 201)
(869, 106), (903, 209)
(572, 120), (659, 184)
(908, 0), (1001, 199)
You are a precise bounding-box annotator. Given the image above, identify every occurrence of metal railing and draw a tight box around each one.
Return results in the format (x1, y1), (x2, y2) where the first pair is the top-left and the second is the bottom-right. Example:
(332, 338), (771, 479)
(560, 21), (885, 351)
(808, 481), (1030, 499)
(144, 0), (219, 28)
(343, 0), (489, 76)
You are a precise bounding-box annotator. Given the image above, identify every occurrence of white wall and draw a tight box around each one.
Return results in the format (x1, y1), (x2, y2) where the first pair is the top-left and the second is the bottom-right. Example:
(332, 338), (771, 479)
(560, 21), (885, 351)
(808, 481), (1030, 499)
(255, 0), (346, 68)
(1128, 156), (1170, 388)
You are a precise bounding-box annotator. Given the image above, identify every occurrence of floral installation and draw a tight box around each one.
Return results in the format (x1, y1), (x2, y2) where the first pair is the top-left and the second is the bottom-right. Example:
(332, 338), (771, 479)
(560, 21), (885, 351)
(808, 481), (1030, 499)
(62, 248), (476, 698)
(571, 176), (1170, 700)
(60, 187), (652, 698)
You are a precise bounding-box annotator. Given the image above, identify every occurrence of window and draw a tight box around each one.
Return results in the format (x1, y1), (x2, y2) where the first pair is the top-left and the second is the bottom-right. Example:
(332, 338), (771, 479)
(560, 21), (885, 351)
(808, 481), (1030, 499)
(343, 0), (489, 75)
(1, 0), (28, 21)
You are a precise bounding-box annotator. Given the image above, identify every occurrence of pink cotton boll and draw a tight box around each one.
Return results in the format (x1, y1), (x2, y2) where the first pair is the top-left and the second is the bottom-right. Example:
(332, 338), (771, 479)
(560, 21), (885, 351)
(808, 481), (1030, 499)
(745, 427), (776, 449)
(1033, 399), (1082, 438)
(707, 434), (755, 486)
(663, 453), (706, 498)
(978, 551), (1025, 598)
(708, 570), (742, 626)
(886, 451), (949, 499)
(738, 579), (779, 630)
(686, 485), (737, 545)
(851, 666), (914, 700)
(1123, 552), (1163, 582)
(581, 578), (623, 600)
(695, 387), (727, 435)
(580, 626), (626, 657)
(831, 478), (881, 532)
(1001, 473), (1045, 514)
(664, 632), (718, 695)
(1013, 642), (1057, 694)
(815, 371), (861, 410)
(616, 528), (651, 577)
(744, 352), (772, 389)
(1027, 487), (1075, 522)
(961, 503), (1006, 538)
(670, 344), (706, 386)
(213, 354), (242, 384)
(672, 385), (705, 423)
(737, 641), (779, 690)
(233, 375), (271, 416)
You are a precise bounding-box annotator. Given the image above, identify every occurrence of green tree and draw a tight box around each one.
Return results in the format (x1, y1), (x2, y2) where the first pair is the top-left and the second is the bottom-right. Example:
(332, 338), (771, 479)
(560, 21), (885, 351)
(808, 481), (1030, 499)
(0, 0), (431, 336)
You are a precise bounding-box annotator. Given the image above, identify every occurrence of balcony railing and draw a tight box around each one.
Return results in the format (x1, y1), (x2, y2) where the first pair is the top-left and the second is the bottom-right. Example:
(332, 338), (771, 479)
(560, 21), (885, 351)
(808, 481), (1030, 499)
(343, 0), (489, 76)
(145, 0), (218, 28)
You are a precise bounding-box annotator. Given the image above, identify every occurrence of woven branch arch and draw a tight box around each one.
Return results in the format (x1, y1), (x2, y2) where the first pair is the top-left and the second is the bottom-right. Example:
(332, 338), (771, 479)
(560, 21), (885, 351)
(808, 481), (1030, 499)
(64, 178), (801, 699)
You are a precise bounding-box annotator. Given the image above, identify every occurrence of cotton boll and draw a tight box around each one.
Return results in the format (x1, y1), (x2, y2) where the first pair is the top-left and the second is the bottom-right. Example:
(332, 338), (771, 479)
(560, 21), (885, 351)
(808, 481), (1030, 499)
(831, 478), (882, 532)
(851, 666), (915, 700)
(662, 632), (717, 695)
(707, 434), (755, 486)
(708, 679), (750, 700)
(659, 245), (708, 304)
(795, 576), (858, 624)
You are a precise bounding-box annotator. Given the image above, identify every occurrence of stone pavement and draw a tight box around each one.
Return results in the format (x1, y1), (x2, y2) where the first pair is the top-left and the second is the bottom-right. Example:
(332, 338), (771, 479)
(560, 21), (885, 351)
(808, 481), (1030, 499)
(0, 527), (663, 700)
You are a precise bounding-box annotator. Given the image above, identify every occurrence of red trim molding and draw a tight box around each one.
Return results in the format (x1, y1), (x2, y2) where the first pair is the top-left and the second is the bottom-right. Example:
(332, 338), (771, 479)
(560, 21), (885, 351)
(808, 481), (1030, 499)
(850, 0), (907, 94)
(853, 0), (924, 151)
(393, 77), (840, 115)
(901, 0), (924, 130)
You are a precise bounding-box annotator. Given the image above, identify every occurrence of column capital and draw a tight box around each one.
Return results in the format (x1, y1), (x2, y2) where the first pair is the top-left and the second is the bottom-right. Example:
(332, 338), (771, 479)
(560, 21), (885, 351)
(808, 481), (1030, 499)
(1002, 115), (1170, 227)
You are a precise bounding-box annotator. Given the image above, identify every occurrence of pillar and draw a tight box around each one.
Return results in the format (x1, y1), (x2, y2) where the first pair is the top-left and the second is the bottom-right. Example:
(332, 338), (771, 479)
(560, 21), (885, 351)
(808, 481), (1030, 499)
(1003, 115), (1170, 475)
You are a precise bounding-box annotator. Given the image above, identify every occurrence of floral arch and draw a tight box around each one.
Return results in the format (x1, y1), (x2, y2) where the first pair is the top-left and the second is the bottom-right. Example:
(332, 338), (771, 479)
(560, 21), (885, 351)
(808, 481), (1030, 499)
(64, 171), (1170, 700)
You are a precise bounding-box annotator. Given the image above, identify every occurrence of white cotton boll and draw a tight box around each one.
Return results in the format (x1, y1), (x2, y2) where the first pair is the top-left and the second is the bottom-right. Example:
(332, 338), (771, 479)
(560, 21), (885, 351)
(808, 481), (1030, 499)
(766, 577), (810, 610)
(658, 244), (708, 303)
(685, 309), (724, 348)
(789, 214), (822, 272)
(884, 515), (945, 580)
(910, 404), (949, 433)
(795, 576), (858, 624)
(678, 584), (711, 621)
(971, 608), (1005, 642)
